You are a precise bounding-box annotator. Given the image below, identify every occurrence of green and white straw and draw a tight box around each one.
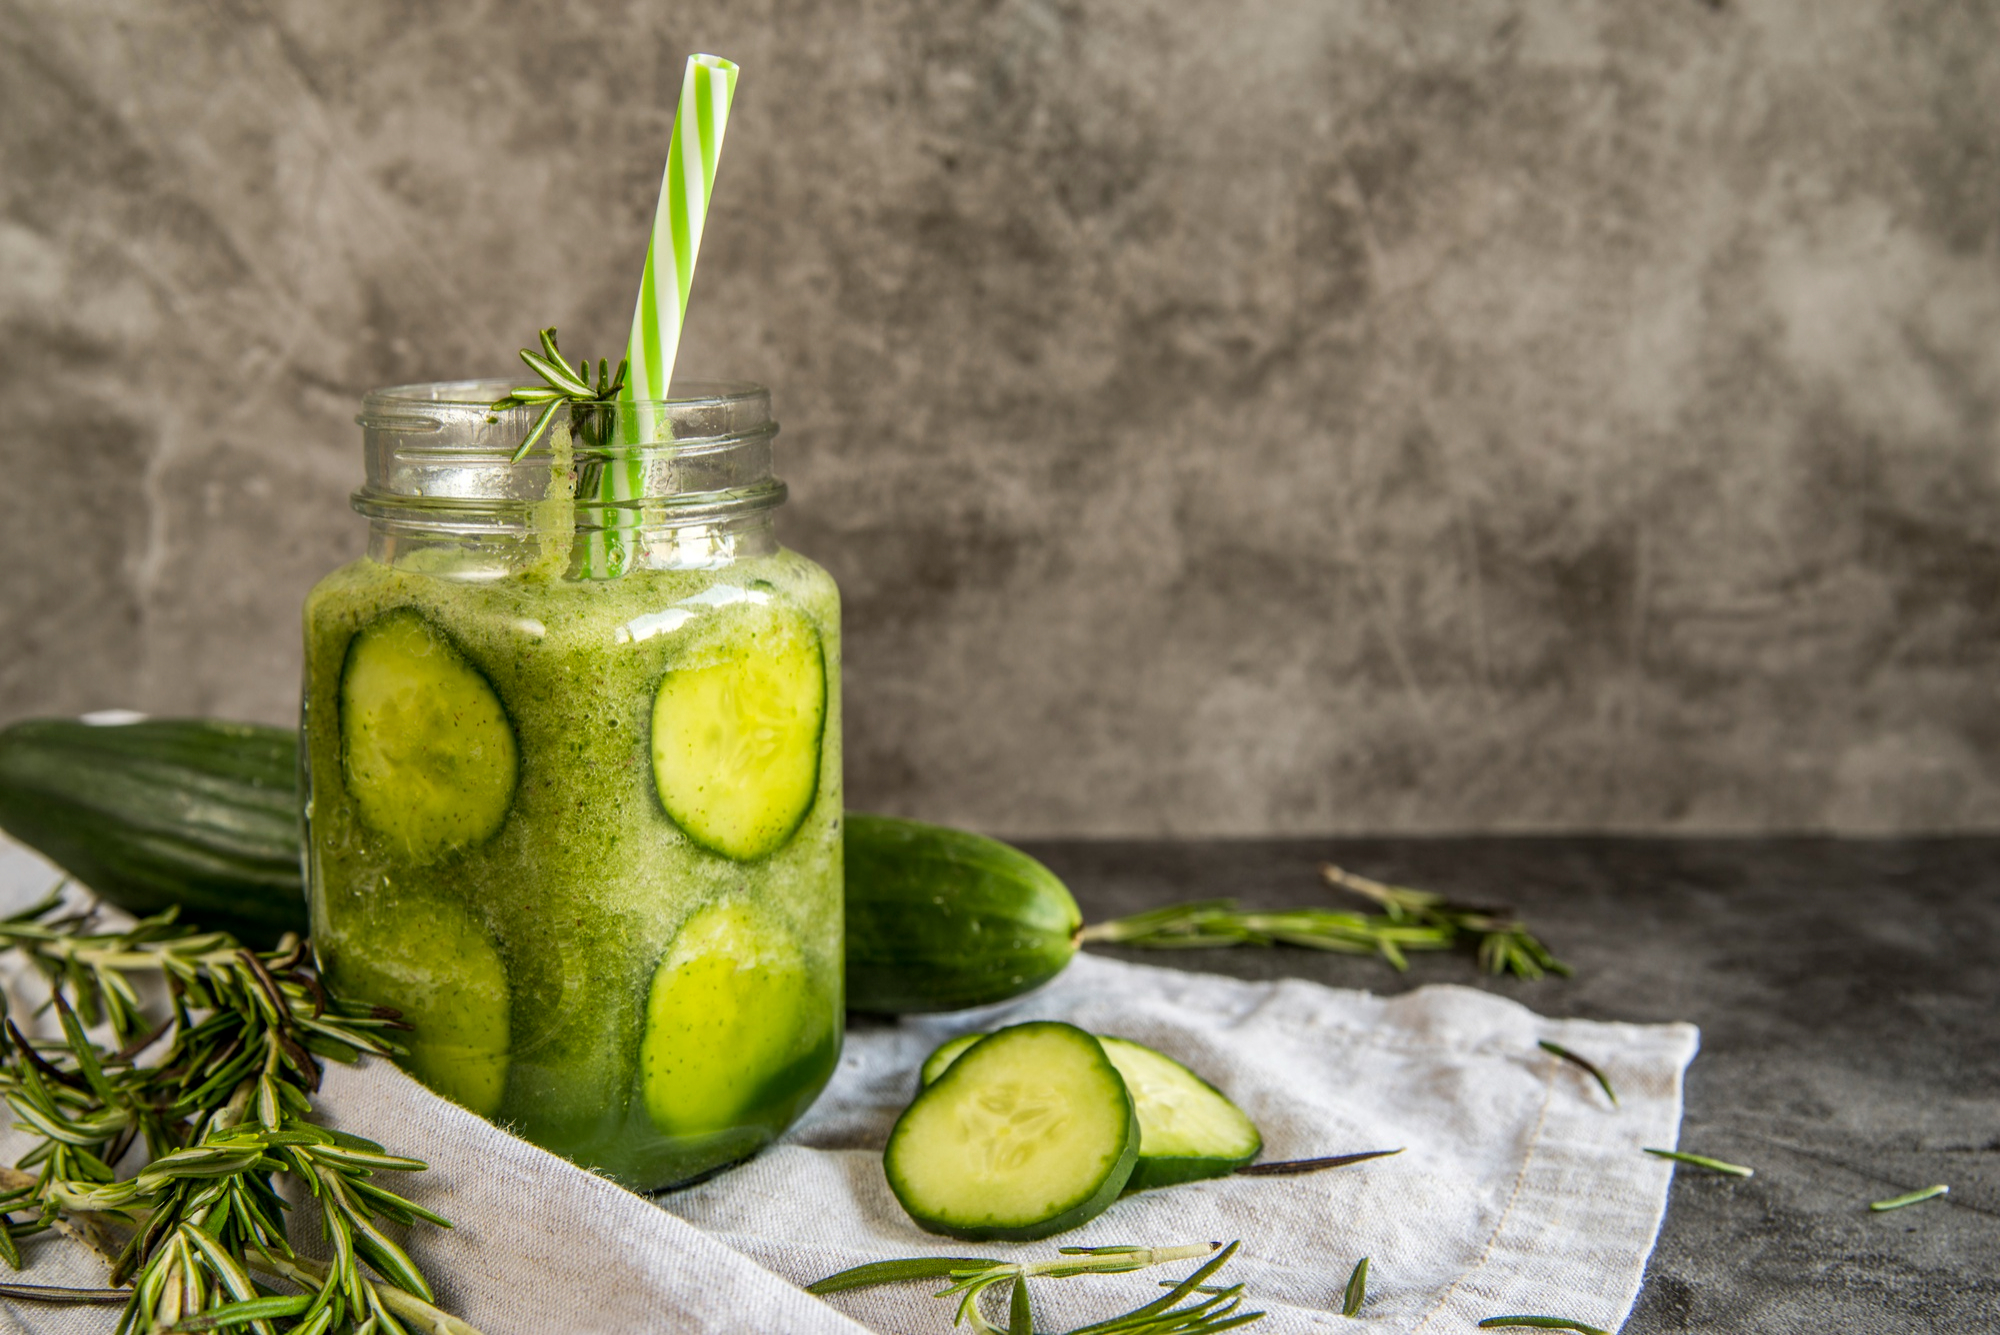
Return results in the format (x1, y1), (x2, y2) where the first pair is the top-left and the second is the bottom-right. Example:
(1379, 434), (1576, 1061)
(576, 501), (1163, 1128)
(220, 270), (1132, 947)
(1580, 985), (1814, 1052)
(592, 52), (739, 576)
(624, 54), (738, 403)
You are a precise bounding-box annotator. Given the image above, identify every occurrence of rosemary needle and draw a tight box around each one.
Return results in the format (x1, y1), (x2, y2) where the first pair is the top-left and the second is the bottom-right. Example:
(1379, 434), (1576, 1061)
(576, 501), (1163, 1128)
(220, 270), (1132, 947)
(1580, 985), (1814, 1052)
(1010, 1275), (1033, 1335)
(1477, 1318), (1609, 1335)
(1341, 1257), (1368, 1317)
(806, 1256), (995, 1293)
(1870, 1184), (1949, 1212)
(1538, 1040), (1617, 1106)
(1236, 1148), (1404, 1176)
(1643, 1148), (1755, 1178)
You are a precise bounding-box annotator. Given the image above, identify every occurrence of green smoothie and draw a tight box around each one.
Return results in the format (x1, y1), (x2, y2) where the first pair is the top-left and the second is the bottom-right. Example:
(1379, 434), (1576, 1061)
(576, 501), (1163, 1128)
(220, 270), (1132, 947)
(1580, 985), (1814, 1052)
(301, 540), (842, 1189)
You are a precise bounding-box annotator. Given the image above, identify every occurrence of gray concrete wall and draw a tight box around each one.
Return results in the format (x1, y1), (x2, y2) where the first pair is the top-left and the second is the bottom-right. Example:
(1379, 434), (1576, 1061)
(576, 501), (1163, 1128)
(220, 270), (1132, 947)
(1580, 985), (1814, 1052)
(2, 0), (1996, 835)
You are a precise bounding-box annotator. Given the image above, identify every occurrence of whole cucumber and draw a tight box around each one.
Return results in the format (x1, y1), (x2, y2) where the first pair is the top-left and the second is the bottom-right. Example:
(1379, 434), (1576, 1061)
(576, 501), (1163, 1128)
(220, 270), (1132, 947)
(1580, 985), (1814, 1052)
(0, 717), (307, 945)
(0, 720), (1088, 1011)
(844, 812), (1081, 1013)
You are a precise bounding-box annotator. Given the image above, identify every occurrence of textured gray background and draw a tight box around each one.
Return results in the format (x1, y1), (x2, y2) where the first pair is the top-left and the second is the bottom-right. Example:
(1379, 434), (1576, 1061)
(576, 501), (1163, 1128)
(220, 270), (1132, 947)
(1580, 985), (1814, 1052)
(3, 0), (1997, 835)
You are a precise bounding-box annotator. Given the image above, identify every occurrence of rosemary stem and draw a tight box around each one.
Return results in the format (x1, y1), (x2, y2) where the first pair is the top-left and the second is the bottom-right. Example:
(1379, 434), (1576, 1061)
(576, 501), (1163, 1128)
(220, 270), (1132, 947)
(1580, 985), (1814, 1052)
(0, 1281), (129, 1304)
(1024, 1243), (1216, 1277)
(1869, 1184), (1948, 1212)
(1642, 1148), (1754, 1178)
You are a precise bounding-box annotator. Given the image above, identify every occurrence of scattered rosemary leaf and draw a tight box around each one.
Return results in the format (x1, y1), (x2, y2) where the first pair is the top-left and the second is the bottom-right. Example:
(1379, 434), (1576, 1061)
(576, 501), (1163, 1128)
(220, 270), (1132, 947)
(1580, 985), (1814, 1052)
(1643, 1148), (1754, 1178)
(1476, 1317), (1609, 1334)
(1236, 1148), (1404, 1177)
(1538, 1040), (1617, 1106)
(1869, 1184), (1948, 1212)
(1341, 1257), (1368, 1317)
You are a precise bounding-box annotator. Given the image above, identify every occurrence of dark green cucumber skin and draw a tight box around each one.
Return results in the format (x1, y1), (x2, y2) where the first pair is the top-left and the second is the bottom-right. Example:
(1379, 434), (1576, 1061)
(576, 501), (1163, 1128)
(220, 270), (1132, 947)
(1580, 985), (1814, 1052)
(845, 814), (1081, 1014)
(0, 718), (307, 946)
(887, 1022), (1140, 1241)
(1125, 1151), (1258, 1192)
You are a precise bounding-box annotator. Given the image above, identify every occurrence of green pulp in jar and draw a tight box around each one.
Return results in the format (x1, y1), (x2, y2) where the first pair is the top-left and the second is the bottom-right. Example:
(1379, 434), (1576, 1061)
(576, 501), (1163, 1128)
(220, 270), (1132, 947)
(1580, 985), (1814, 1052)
(301, 548), (843, 1190)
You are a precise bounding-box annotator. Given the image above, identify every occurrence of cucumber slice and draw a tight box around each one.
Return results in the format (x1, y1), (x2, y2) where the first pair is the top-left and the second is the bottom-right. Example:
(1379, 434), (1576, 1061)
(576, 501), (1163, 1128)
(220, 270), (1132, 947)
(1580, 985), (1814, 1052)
(1098, 1037), (1262, 1189)
(324, 895), (511, 1117)
(339, 609), (518, 865)
(886, 1021), (1138, 1240)
(920, 1033), (1261, 1190)
(641, 898), (813, 1137)
(649, 602), (825, 862)
(917, 1032), (982, 1088)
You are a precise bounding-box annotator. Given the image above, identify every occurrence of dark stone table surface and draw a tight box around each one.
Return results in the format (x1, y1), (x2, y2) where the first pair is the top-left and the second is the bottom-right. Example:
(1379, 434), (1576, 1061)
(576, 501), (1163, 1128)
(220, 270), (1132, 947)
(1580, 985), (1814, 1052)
(1017, 838), (2000, 1333)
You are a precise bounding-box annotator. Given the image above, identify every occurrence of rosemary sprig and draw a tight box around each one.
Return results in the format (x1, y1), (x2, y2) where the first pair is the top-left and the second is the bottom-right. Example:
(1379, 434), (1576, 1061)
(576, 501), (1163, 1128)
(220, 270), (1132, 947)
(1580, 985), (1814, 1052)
(487, 327), (629, 463)
(1477, 1318), (1608, 1334)
(1321, 865), (1570, 980)
(1642, 1148), (1754, 1178)
(1075, 864), (1569, 981)
(0, 889), (474, 1335)
(1078, 900), (1454, 969)
(1538, 1041), (1617, 1106)
(1340, 1258), (1367, 1318)
(808, 1240), (1264, 1335)
(1869, 1184), (1948, 1212)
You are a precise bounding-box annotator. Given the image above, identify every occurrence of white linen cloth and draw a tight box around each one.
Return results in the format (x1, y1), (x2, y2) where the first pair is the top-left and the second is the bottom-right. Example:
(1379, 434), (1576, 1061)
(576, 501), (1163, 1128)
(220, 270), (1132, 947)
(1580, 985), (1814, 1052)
(0, 836), (1697, 1335)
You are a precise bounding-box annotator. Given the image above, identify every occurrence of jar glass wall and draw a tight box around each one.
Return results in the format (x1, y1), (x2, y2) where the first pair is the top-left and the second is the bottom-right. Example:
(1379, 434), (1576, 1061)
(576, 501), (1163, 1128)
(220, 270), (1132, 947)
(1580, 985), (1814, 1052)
(301, 381), (841, 1190)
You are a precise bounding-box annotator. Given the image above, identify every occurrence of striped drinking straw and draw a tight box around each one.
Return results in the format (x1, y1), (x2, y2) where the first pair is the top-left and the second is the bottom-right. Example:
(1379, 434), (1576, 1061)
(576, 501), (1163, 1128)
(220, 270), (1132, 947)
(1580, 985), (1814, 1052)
(592, 53), (739, 577)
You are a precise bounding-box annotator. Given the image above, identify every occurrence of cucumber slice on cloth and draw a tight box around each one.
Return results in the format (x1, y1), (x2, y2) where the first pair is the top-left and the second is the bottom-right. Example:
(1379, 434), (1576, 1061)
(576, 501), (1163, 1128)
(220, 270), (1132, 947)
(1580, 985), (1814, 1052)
(324, 895), (511, 1117)
(887, 1021), (1137, 1240)
(339, 609), (518, 864)
(649, 603), (825, 862)
(1098, 1038), (1261, 1188)
(918, 1032), (982, 1087)
(641, 898), (813, 1136)
(920, 1032), (1261, 1190)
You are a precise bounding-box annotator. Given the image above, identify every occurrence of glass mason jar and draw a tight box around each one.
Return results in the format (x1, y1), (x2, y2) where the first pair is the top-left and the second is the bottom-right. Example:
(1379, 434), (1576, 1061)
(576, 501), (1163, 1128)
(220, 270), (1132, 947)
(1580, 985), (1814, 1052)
(301, 380), (842, 1191)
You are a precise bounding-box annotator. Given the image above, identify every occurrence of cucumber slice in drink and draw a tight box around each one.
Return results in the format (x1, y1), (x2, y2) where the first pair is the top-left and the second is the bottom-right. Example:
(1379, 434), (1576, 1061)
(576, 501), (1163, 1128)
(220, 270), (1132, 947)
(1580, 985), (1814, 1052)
(887, 1021), (1138, 1240)
(339, 609), (518, 865)
(920, 1033), (1261, 1190)
(325, 896), (511, 1117)
(641, 898), (813, 1137)
(649, 602), (826, 862)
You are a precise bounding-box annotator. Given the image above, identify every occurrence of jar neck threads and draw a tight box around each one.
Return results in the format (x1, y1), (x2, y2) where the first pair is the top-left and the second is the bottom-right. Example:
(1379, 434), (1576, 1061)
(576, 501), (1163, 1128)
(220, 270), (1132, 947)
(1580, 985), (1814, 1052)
(354, 380), (782, 581)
